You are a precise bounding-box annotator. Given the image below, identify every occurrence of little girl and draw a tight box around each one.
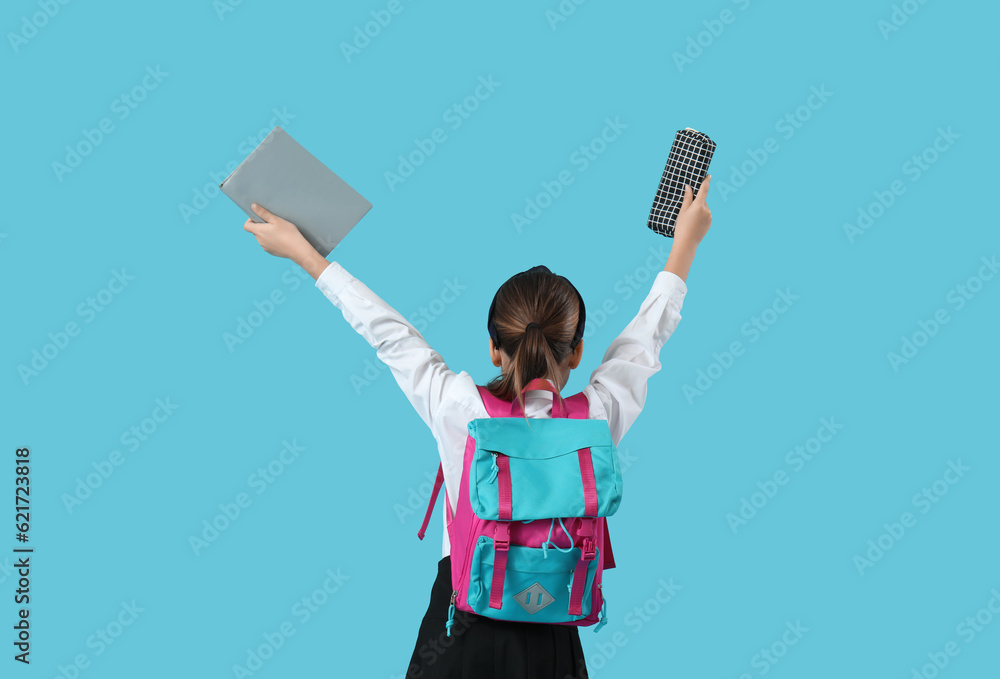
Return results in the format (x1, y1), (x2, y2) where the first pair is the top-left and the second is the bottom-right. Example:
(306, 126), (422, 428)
(242, 176), (712, 678)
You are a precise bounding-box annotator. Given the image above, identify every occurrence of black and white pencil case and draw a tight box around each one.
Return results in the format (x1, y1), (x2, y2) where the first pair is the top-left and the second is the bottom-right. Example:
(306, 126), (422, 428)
(647, 128), (715, 238)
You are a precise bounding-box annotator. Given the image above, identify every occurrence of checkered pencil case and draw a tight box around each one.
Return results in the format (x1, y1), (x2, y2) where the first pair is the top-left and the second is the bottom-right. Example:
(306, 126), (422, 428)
(647, 128), (715, 238)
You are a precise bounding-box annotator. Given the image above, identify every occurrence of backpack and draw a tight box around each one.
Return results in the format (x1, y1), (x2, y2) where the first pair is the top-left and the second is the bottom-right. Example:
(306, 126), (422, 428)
(417, 377), (621, 636)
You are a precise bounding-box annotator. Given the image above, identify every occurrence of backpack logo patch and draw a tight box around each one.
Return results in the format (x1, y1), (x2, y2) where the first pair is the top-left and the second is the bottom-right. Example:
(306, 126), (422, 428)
(513, 582), (555, 614)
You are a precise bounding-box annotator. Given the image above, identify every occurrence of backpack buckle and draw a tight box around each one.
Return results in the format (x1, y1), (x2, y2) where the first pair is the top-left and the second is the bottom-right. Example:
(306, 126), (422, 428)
(494, 522), (510, 551)
(580, 517), (597, 560)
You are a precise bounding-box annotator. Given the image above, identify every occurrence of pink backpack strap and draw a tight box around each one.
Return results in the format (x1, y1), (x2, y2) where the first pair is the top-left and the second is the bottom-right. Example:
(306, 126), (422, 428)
(476, 382), (590, 418)
(417, 463), (451, 540)
(476, 385), (508, 417)
(603, 519), (616, 569)
(548, 387), (617, 572)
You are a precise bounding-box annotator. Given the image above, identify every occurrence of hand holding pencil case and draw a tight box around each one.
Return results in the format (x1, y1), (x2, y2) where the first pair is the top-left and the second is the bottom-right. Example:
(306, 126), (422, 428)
(647, 127), (716, 237)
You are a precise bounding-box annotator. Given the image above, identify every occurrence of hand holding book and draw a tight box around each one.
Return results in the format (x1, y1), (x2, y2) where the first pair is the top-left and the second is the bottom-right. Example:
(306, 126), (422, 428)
(243, 203), (333, 281)
(221, 126), (372, 258)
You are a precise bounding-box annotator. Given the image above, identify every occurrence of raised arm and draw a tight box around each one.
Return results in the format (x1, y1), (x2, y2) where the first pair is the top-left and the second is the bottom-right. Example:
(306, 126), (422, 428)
(587, 271), (687, 446)
(243, 203), (460, 432)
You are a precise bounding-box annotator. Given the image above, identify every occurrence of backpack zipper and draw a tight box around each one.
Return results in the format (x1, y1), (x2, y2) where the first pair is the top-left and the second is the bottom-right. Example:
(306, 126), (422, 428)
(594, 584), (608, 632)
(445, 590), (458, 637)
(488, 452), (499, 483)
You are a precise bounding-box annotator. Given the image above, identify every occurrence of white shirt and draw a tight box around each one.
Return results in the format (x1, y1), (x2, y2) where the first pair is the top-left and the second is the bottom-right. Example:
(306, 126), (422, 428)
(315, 261), (688, 557)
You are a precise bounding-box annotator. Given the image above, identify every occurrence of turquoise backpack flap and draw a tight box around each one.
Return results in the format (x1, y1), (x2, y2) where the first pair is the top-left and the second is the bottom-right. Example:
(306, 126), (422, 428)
(467, 417), (622, 521)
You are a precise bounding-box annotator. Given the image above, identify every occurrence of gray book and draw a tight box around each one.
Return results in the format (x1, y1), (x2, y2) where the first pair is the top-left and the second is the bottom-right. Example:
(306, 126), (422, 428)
(220, 126), (372, 257)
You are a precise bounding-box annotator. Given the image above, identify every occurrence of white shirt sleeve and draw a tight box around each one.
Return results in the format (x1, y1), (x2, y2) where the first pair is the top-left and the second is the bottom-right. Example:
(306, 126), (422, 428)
(313, 260), (464, 434)
(584, 270), (687, 447)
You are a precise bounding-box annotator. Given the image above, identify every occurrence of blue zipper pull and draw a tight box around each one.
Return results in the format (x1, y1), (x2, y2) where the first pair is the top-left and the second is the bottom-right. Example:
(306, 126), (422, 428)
(488, 453), (499, 484)
(594, 584), (608, 633)
(445, 590), (457, 637)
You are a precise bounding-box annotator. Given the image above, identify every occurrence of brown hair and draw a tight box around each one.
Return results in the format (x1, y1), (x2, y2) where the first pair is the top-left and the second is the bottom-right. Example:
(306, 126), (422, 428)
(486, 268), (581, 419)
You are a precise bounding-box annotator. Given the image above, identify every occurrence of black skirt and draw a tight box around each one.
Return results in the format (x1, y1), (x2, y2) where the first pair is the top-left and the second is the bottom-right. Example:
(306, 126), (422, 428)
(404, 556), (590, 679)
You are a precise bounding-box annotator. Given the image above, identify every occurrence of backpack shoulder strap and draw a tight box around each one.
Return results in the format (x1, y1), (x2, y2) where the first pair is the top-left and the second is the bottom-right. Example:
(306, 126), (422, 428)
(476, 384), (590, 419)
(602, 519), (616, 569)
(565, 390), (589, 419)
(476, 385), (508, 417)
(417, 463), (448, 540)
(420, 385), (504, 540)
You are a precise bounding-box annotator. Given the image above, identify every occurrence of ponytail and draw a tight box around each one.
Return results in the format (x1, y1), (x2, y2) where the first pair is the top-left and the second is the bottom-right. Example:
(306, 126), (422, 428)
(508, 322), (562, 419)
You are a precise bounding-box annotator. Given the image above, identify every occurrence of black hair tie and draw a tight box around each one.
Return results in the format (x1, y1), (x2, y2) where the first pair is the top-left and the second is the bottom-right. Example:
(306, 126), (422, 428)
(524, 322), (543, 332)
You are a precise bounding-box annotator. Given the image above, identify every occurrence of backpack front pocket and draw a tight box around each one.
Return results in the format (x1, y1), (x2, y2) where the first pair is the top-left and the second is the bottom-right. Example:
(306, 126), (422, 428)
(466, 535), (598, 623)
(467, 417), (622, 521)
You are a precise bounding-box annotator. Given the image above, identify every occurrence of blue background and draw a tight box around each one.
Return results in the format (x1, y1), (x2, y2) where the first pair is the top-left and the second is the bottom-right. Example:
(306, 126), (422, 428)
(3, 0), (998, 677)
